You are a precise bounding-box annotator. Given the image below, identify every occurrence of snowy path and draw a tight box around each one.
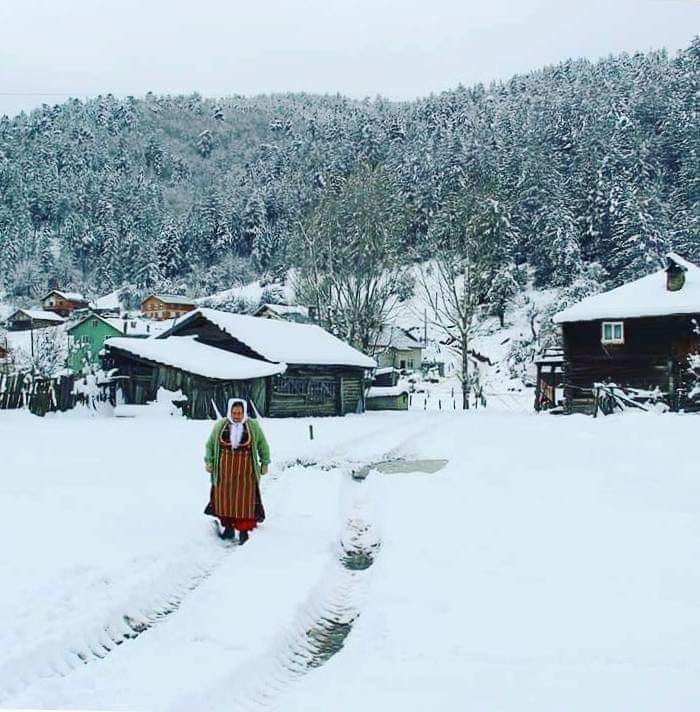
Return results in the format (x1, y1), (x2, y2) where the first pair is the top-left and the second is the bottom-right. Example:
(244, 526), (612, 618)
(3, 410), (700, 711)
(0, 411), (423, 709)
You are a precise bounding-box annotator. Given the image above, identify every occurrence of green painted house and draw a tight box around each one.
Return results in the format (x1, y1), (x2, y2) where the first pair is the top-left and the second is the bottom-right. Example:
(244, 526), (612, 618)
(66, 314), (124, 373)
(67, 313), (155, 372)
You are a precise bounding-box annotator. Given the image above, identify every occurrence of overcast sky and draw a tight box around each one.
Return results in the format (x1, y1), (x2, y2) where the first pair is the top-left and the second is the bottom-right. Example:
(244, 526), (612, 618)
(0, 0), (698, 117)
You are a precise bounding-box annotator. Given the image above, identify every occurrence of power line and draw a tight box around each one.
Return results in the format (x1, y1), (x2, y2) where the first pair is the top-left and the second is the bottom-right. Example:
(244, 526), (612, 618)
(0, 92), (89, 97)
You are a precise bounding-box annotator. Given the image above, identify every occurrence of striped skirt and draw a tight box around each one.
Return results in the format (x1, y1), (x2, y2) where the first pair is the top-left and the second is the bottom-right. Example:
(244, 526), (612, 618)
(213, 445), (257, 521)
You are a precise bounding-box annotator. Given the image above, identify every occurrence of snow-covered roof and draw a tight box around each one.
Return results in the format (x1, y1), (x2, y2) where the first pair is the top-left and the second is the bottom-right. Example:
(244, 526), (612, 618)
(8, 309), (65, 323)
(43, 290), (88, 302)
(255, 303), (310, 318)
(104, 318), (154, 337)
(375, 366), (401, 376)
(67, 313), (123, 334)
(554, 254), (700, 324)
(65, 313), (152, 337)
(367, 385), (410, 398)
(92, 289), (122, 311)
(163, 308), (377, 369)
(104, 336), (287, 381)
(144, 294), (198, 306)
(374, 326), (423, 350)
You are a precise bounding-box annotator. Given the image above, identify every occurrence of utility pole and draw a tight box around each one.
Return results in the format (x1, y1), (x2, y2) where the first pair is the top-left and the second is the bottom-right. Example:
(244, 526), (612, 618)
(423, 309), (427, 349)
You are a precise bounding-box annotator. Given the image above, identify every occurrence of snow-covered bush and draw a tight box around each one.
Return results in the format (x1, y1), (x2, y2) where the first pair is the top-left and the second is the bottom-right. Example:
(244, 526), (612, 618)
(14, 328), (69, 378)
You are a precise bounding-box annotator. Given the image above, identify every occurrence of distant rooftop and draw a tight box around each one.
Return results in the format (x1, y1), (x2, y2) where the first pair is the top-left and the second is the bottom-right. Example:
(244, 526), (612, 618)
(144, 294), (198, 306)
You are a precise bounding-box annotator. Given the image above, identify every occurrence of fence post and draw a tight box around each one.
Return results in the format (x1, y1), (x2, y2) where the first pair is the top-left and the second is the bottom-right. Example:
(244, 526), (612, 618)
(309, 424), (314, 440)
(593, 386), (600, 418)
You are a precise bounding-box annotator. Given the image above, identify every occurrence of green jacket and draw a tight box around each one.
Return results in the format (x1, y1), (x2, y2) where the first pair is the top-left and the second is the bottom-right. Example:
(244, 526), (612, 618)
(204, 418), (271, 485)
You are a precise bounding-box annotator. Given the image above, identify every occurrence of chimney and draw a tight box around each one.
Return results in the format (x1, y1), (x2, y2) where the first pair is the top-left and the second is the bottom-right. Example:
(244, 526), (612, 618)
(666, 255), (687, 292)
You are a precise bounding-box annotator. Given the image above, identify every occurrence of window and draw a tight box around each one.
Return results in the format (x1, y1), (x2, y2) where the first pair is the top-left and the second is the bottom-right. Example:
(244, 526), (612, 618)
(601, 321), (624, 345)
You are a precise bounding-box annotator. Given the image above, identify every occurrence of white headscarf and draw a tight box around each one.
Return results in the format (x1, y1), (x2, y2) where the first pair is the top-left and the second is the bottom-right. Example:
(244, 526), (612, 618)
(226, 398), (248, 449)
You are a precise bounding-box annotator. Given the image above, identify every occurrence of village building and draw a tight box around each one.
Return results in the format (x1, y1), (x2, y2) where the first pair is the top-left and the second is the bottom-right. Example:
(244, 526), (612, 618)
(373, 326), (424, 371)
(372, 366), (401, 387)
(253, 303), (315, 323)
(365, 366), (409, 410)
(141, 294), (197, 321)
(91, 288), (124, 318)
(554, 253), (700, 413)
(366, 384), (410, 411)
(41, 290), (90, 318)
(66, 313), (152, 373)
(5, 309), (65, 331)
(533, 347), (565, 412)
(102, 307), (376, 419)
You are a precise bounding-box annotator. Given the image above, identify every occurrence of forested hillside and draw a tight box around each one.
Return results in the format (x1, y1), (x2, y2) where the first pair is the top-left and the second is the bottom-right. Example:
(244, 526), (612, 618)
(0, 40), (697, 303)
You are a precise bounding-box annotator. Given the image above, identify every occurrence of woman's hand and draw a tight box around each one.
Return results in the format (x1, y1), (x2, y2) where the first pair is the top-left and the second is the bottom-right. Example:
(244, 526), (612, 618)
(205, 463), (213, 474)
(261, 464), (269, 475)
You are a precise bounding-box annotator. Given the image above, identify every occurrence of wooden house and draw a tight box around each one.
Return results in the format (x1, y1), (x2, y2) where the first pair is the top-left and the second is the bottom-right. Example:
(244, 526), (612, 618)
(41, 290), (90, 317)
(103, 307), (376, 418)
(366, 384), (410, 411)
(373, 326), (424, 371)
(141, 294), (197, 321)
(554, 253), (700, 413)
(5, 309), (65, 331)
(372, 366), (401, 387)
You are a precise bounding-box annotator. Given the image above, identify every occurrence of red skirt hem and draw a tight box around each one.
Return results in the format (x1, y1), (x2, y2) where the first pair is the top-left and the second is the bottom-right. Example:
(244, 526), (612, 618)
(219, 516), (257, 531)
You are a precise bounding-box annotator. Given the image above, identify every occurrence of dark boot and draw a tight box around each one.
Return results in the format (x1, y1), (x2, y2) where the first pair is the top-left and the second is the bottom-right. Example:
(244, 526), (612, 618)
(222, 527), (236, 540)
(239, 530), (249, 545)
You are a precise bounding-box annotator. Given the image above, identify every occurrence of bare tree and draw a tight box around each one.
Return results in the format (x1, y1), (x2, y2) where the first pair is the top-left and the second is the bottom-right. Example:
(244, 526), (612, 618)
(293, 164), (413, 351)
(419, 248), (482, 410)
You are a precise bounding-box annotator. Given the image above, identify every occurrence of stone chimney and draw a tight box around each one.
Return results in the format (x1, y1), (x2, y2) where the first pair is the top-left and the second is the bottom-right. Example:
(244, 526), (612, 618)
(666, 255), (687, 292)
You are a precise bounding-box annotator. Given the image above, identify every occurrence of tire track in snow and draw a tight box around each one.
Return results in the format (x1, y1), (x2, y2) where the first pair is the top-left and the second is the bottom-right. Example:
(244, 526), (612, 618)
(0, 544), (230, 704)
(2, 418), (422, 706)
(168, 465), (382, 712)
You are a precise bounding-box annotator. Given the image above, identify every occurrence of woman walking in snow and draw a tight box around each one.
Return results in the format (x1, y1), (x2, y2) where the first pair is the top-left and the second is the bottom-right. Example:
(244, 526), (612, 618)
(204, 398), (270, 544)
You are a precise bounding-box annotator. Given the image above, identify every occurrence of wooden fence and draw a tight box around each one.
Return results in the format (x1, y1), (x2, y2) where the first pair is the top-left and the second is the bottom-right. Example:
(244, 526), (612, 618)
(0, 373), (78, 416)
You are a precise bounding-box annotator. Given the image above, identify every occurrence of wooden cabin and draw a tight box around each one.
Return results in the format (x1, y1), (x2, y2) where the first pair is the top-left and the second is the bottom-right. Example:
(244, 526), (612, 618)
(372, 366), (401, 387)
(366, 384), (410, 411)
(5, 309), (65, 331)
(102, 335), (285, 418)
(103, 307), (376, 418)
(554, 253), (700, 413)
(41, 290), (90, 317)
(141, 294), (197, 321)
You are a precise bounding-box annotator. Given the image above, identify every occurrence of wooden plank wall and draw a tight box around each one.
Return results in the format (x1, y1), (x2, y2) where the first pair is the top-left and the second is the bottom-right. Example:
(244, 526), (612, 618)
(106, 350), (268, 419)
(563, 314), (700, 410)
(268, 367), (366, 418)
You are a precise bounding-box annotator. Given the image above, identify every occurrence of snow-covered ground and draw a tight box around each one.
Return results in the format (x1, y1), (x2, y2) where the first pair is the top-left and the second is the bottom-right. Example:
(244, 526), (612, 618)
(2, 407), (700, 711)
